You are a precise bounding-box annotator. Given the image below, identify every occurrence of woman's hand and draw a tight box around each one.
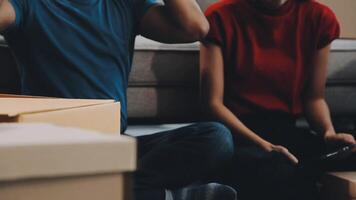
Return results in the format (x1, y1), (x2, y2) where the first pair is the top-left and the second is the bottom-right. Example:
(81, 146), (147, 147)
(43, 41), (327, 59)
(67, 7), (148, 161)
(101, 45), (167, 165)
(261, 142), (299, 164)
(324, 133), (356, 146)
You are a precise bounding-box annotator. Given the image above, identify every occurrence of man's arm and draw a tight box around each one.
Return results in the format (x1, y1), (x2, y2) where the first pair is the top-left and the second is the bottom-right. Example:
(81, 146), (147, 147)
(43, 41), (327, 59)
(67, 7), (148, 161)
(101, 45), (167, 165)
(138, 1), (209, 43)
(303, 45), (356, 145)
(0, 0), (16, 32)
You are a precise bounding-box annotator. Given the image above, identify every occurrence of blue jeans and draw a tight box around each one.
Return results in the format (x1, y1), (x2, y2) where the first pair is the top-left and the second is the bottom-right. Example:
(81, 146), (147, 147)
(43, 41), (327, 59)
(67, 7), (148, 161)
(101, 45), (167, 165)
(133, 122), (234, 200)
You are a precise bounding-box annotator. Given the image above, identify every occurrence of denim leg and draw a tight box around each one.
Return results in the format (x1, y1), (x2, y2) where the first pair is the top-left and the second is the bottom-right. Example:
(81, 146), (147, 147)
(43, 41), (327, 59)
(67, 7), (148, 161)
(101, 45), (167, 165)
(134, 122), (234, 200)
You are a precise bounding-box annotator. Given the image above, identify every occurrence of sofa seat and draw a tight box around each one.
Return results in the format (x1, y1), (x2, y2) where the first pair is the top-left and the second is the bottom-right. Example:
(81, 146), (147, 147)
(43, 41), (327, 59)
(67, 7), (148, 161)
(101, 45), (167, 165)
(125, 123), (191, 137)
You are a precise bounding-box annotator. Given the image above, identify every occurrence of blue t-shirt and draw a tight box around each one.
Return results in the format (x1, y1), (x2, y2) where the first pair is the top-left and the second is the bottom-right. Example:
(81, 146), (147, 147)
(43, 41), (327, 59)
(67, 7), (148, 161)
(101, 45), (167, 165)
(2, 0), (158, 132)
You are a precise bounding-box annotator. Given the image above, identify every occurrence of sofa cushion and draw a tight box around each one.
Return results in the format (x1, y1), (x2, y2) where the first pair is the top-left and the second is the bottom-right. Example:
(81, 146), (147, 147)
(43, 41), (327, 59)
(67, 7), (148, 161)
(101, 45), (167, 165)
(325, 50), (356, 116)
(125, 123), (191, 137)
(129, 37), (356, 124)
(127, 87), (200, 123)
(130, 50), (199, 86)
(327, 51), (356, 83)
(1, 35), (356, 125)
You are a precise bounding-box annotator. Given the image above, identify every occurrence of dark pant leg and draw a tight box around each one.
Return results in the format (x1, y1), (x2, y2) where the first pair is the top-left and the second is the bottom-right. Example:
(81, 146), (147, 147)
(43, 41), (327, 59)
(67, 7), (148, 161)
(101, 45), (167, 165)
(134, 122), (234, 200)
(222, 122), (326, 200)
(221, 145), (301, 200)
(279, 128), (326, 200)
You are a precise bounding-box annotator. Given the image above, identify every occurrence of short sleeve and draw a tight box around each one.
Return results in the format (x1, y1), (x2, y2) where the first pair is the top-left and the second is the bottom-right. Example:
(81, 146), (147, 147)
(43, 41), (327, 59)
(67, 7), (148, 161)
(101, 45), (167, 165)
(203, 8), (225, 47)
(316, 6), (340, 49)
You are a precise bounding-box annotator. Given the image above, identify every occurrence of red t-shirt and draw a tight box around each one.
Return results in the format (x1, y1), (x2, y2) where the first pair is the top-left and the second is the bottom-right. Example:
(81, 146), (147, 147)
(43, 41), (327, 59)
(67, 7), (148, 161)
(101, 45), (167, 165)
(204, 0), (340, 117)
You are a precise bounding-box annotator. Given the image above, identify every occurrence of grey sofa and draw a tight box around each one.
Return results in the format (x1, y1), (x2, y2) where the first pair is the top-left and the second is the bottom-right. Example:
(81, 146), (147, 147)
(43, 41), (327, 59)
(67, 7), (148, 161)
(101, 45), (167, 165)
(125, 36), (356, 136)
(1, 35), (356, 136)
(1, 0), (354, 136)
(125, 0), (356, 135)
(1, 34), (356, 135)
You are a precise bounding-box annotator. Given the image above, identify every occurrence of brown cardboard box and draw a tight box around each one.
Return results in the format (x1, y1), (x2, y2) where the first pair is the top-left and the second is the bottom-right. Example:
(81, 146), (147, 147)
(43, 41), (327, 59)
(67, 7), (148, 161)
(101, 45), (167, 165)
(321, 172), (356, 200)
(0, 94), (121, 134)
(0, 124), (136, 200)
(319, 0), (356, 39)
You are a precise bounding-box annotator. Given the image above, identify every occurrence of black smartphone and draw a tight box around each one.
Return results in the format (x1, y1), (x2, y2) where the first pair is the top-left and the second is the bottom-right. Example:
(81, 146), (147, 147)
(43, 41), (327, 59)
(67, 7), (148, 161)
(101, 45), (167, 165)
(319, 144), (356, 161)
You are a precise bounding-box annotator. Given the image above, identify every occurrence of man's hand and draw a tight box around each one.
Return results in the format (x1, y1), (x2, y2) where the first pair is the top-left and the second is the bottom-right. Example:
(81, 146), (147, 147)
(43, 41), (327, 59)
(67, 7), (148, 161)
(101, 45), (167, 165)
(324, 133), (356, 146)
(139, 0), (209, 43)
(261, 142), (299, 164)
(0, 0), (16, 32)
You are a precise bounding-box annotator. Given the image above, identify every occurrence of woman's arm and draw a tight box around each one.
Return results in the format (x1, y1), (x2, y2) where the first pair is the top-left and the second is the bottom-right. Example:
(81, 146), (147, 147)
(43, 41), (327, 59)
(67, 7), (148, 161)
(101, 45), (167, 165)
(303, 45), (355, 145)
(200, 42), (298, 164)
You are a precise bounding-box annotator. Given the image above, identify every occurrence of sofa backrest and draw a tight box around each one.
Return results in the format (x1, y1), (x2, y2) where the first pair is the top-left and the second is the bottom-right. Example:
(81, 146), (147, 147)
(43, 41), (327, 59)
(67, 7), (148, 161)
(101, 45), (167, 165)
(128, 37), (356, 125)
(128, 39), (200, 124)
(326, 48), (356, 117)
(1, 37), (356, 126)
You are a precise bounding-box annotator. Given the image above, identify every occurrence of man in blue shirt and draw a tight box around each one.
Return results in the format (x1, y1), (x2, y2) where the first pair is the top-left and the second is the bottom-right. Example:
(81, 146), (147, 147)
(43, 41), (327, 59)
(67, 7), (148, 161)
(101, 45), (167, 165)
(0, 0), (236, 199)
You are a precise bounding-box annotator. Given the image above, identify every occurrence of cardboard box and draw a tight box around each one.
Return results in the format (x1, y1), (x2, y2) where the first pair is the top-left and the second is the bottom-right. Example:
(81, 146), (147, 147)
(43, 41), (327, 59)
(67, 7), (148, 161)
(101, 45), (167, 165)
(319, 0), (356, 39)
(0, 123), (136, 200)
(321, 172), (356, 200)
(0, 94), (121, 134)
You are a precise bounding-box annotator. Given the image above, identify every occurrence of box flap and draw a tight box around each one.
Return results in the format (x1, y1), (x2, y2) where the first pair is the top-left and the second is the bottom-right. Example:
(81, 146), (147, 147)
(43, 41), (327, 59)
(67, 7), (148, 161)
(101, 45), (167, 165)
(0, 124), (136, 181)
(0, 94), (47, 98)
(328, 172), (356, 198)
(0, 97), (115, 117)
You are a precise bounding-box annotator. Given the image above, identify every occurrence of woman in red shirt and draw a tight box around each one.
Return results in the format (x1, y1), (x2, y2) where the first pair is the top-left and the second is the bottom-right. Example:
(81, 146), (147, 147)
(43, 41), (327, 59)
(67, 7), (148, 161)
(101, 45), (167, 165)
(200, 0), (355, 199)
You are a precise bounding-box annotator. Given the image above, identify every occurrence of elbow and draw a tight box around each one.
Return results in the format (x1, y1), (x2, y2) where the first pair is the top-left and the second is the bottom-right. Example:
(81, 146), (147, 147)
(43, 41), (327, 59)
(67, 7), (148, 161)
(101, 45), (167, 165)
(207, 100), (222, 114)
(182, 18), (209, 41)
(196, 19), (210, 41)
(302, 96), (326, 111)
(303, 94), (325, 104)
(201, 99), (215, 114)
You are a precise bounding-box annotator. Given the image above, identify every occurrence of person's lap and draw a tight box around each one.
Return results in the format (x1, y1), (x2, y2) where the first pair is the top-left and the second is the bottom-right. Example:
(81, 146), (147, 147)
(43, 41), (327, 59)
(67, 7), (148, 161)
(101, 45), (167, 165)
(132, 122), (235, 200)
(130, 118), (334, 200)
(219, 118), (326, 200)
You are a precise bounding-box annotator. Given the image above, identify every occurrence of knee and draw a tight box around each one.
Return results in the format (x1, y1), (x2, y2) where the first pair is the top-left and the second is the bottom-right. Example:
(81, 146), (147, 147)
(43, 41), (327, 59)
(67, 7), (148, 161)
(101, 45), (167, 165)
(198, 122), (235, 165)
(259, 151), (298, 183)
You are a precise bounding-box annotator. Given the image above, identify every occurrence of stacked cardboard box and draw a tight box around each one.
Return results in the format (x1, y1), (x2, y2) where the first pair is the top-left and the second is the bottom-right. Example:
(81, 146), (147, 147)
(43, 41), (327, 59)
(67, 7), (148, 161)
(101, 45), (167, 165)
(321, 172), (356, 200)
(0, 124), (136, 200)
(0, 94), (121, 134)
